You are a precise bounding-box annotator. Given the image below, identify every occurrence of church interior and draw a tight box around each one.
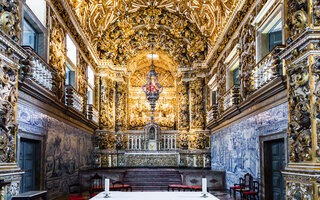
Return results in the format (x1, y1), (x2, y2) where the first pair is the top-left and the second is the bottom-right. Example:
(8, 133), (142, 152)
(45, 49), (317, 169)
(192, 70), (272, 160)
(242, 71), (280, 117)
(0, 0), (319, 199)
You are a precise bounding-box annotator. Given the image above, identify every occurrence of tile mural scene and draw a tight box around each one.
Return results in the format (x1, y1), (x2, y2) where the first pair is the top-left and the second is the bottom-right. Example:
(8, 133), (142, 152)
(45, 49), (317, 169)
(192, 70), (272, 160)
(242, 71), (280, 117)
(17, 103), (95, 197)
(211, 103), (288, 188)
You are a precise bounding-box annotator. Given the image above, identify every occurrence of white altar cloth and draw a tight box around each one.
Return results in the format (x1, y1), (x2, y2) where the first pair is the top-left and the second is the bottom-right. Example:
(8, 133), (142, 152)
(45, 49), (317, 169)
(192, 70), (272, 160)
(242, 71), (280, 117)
(90, 192), (220, 200)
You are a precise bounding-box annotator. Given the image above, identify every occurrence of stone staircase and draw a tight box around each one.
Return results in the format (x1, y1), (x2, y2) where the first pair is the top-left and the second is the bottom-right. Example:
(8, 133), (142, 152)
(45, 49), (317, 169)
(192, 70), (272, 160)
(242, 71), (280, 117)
(123, 169), (182, 191)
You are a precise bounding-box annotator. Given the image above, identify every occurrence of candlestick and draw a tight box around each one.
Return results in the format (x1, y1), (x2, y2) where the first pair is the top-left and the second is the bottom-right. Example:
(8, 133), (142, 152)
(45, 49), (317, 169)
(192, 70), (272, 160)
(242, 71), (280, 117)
(105, 178), (110, 198)
(201, 178), (208, 198)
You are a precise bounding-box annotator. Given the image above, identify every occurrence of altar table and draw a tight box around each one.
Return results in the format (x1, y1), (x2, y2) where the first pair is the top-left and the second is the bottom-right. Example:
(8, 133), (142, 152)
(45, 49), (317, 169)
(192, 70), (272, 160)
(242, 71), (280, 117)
(90, 192), (219, 200)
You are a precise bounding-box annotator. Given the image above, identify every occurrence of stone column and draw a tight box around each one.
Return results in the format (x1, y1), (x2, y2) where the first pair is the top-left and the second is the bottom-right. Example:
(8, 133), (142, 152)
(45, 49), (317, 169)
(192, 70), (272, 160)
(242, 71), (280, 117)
(281, 0), (320, 198)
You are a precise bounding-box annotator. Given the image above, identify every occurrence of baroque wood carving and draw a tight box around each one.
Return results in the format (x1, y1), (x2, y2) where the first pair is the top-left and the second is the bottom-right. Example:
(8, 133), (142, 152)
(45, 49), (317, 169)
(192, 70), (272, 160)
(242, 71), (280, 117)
(190, 78), (205, 130)
(97, 7), (207, 67)
(49, 11), (66, 101)
(178, 81), (189, 131)
(287, 60), (312, 162)
(0, 59), (18, 162)
(285, 0), (308, 41)
(100, 78), (115, 130)
(239, 22), (255, 101)
(0, 0), (20, 42)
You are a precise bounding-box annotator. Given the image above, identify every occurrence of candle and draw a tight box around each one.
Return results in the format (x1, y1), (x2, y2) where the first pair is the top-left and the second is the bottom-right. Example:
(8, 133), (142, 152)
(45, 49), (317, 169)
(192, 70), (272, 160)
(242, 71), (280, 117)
(105, 178), (110, 194)
(202, 178), (207, 194)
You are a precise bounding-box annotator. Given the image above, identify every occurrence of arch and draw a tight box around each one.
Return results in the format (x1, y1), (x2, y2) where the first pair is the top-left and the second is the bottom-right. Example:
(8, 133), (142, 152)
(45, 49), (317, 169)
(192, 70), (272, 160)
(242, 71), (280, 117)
(97, 6), (208, 67)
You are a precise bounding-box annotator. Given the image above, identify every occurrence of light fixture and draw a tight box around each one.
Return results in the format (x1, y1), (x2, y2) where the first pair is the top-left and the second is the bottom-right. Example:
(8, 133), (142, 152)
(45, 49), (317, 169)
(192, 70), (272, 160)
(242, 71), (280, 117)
(142, 52), (163, 117)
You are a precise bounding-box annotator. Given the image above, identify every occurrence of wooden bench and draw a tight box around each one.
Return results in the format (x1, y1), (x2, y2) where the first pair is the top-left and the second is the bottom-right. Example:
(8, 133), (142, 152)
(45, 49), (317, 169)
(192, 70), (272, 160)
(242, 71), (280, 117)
(12, 190), (47, 200)
(168, 185), (208, 192)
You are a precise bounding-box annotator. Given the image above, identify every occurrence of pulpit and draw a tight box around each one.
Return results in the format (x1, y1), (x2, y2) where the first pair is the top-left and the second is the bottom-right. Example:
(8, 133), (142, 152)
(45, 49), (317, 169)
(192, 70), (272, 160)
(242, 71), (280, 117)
(144, 121), (161, 151)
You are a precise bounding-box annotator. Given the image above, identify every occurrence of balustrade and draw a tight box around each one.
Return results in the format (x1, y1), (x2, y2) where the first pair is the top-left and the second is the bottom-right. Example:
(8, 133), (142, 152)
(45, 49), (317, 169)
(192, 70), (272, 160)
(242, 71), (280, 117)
(161, 134), (178, 150)
(223, 85), (240, 111)
(87, 104), (99, 124)
(252, 46), (284, 90)
(23, 47), (54, 91)
(65, 85), (84, 113)
(127, 134), (145, 151)
(207, 104), (218, 122)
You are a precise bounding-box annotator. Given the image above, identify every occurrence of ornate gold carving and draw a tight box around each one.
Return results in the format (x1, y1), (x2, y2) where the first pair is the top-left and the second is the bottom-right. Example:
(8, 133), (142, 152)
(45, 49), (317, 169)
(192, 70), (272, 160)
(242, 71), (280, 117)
(239, 23), (255, 100)
(178, 81), (189, 131)
(0, 0), (20, 42)
(50, 0), (96, 68)
(97, 7), (207, 67)
(0, 59), (18, 163)
(313, 56), (320, 158)
(287, 60), (312, 162)
(217, 62), (226, 116)
(49, 11), (66, 101)
(313, 0), (320, 26)
(190, 78), (205, 130)
(115, 81), (127, 131)
(286, 181), (313, 200)
(78, 55), (87, 97)
(285, 0), (308, 40)
(128, 65), (176, 130)
(67, 0), (241, 51)
(100, 78), (115, 130)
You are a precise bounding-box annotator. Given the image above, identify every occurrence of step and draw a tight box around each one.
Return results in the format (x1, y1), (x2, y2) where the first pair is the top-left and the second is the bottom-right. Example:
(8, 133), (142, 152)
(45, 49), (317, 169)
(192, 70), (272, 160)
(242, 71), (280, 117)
(126, 182), (181, 186)
(124, 178), (181, 182)
(123, 169), (182, 191)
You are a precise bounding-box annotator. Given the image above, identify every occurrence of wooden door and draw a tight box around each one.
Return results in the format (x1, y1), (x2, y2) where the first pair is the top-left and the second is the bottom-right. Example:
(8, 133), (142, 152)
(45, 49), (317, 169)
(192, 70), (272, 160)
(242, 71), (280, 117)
(19, 139), (39, 193)
(264, 139), (285, 200)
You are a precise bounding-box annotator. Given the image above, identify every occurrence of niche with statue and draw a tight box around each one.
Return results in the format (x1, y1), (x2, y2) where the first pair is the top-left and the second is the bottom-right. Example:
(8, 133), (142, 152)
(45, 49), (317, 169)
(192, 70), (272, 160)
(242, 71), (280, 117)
(144, 121), (161, 151)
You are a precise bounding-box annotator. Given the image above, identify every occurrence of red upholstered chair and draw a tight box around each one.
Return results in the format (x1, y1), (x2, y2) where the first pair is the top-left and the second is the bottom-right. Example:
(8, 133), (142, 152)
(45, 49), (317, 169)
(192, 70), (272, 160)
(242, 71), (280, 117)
(230, 177), (244, 197)
(235, 173), (253, 198)
(242, 181), (259, 200)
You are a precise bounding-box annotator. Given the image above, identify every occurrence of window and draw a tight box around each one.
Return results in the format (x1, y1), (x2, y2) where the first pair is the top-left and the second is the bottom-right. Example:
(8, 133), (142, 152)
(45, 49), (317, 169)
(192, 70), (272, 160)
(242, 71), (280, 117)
(255, 7), (283, 62)
(25, 0), (46, 26)
(233, 67), (240, 86)
(22, 19), (38, 51)
(267, 20), (282, 52)
(87, 66), (95, 87)
(211, 90), (217, 105)
(66, 62), (76, 87)
(87, 66), (95, 105)
(66, 35), (77, 65)
(87, 87), (93, 104)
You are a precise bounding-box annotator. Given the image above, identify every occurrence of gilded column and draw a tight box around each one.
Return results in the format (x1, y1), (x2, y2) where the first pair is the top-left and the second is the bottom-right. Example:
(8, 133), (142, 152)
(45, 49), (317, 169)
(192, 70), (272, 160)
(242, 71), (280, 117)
(177, 79), (189, 149)
(282, 0), (320, 199)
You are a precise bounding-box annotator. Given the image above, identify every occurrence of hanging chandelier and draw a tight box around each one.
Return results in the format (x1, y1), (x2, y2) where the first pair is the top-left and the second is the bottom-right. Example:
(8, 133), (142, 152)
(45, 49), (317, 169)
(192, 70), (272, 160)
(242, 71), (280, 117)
(142, 54), (163, 114)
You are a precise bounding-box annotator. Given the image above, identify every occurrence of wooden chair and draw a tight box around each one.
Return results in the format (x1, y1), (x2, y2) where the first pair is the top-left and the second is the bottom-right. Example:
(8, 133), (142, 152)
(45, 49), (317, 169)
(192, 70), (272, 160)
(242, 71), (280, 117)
(230, 177), (244, 197)
(235, 173), (253, 198)
(111, 181), (132, 192)
(89, 173), (104, 197)
(242, 181), (259, 200)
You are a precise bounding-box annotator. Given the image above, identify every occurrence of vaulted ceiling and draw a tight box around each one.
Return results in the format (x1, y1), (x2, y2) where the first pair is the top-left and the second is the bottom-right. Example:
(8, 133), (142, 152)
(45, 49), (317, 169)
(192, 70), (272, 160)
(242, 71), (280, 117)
(64, 0), (244, 67)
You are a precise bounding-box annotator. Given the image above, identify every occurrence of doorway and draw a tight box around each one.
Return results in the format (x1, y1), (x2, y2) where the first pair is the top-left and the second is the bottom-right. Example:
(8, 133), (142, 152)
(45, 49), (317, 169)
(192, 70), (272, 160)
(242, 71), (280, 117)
(263, 138), (285, 200)
(19, 138), (41, 193)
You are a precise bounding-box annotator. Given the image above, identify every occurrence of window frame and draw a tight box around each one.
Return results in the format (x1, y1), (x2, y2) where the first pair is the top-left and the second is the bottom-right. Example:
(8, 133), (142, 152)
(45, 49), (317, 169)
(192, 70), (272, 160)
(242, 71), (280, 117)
(255, 3), (284, 63)
(21, 0), (48, 61)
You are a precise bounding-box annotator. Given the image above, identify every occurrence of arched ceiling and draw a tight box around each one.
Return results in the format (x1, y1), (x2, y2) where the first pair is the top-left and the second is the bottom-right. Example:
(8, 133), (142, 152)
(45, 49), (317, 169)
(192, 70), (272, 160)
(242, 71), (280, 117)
(66, 0), (243, 67)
